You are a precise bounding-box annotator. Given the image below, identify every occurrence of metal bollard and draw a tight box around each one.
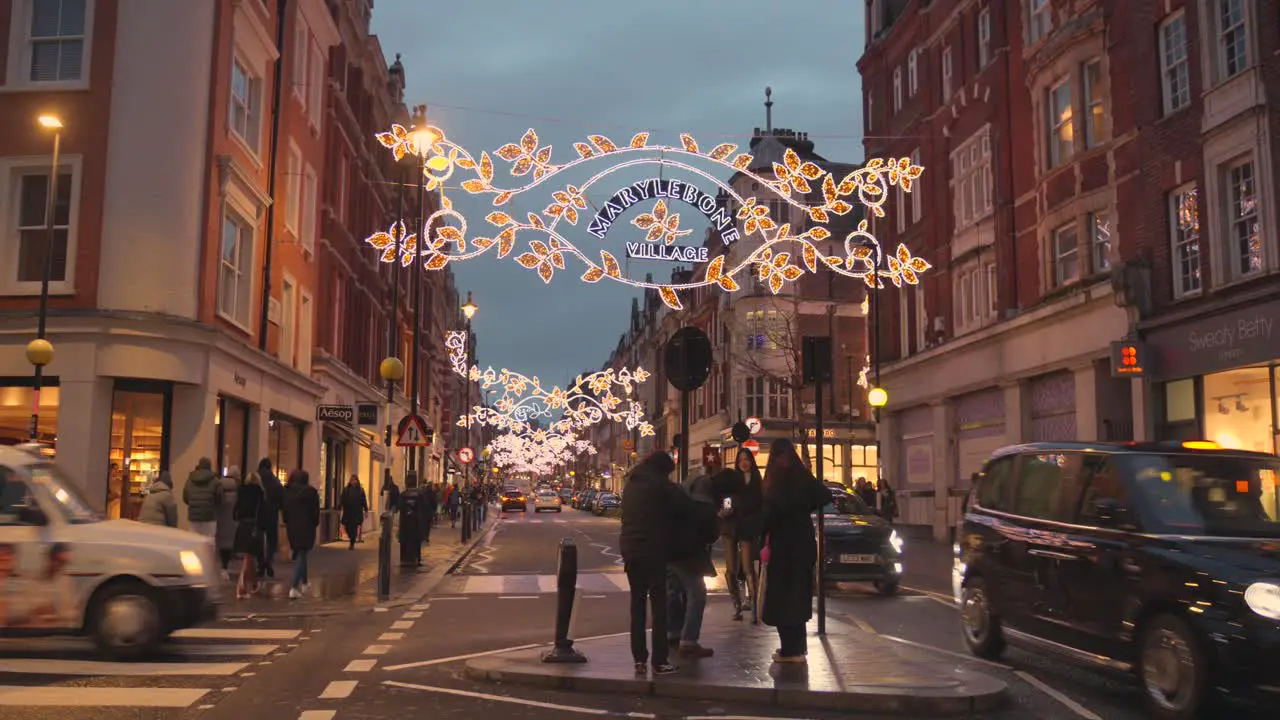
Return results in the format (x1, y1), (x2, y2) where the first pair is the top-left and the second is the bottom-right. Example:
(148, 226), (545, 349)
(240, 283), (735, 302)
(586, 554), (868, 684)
(461, 500), (472, 542)
(543, 537), (587, 663)
(377, 507), (392, 601)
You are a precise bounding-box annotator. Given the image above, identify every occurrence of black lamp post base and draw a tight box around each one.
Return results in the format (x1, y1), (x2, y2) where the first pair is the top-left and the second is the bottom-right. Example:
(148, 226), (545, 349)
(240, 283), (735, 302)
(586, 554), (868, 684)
(542, 643), (587, 664)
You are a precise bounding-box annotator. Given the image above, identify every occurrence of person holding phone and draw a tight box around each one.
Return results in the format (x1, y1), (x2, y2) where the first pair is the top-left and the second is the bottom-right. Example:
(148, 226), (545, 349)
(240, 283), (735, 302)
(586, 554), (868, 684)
(720, 449), (764, 621)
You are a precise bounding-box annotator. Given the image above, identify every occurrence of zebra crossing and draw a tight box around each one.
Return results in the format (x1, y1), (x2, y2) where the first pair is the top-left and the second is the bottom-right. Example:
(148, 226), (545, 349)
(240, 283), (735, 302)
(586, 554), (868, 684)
(436, 572), (731, 596)
(0, 625), (302, 709)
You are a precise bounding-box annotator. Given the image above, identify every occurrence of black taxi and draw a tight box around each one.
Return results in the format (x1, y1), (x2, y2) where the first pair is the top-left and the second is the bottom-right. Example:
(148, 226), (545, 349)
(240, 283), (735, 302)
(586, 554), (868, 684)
(955, 441), (1280, 719)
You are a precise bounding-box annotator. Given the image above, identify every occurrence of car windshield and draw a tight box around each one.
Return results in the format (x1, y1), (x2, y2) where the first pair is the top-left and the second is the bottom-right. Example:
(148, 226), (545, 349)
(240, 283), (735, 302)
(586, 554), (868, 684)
(822, 492), (872, 516)
(537, 491), (556, 498)
(1122, 453), (1280, 538)
(29, 464), (102, 524)
(504, 491), (522, 498)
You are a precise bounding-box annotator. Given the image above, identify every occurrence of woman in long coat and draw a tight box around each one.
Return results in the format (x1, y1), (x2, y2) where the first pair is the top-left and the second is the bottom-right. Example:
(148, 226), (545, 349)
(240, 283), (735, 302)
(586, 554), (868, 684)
(339, 475), (368, 550)
(233, 472), (267, 599)
(759, 439), (832, 663)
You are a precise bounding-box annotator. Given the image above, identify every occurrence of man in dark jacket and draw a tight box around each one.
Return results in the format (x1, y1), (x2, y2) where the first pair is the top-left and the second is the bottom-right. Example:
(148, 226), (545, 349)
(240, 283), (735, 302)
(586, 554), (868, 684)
(667, 456), (721, 658)
(283, 470), (320, 599)
(257, 458), (285, 578)
(183, 458), (221, 539)
(619, 451), (691, 675)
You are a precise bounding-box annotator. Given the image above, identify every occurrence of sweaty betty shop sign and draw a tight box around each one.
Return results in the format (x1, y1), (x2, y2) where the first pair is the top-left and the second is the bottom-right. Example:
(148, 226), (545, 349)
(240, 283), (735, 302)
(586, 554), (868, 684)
(1148, 298), (1280, 380)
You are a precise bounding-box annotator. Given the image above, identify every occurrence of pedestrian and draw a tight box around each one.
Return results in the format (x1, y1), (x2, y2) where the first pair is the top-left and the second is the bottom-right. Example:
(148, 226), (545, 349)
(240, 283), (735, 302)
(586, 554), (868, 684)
(446, 483), (461, 527)
(138, 471), (177, 528)
(382, 470), (401, 513)
(183, 458), (221, 539)
(233, 472), (267, 599)
(283, 470), (320, 600)
(216, 467), (240, 578)
(759, 438), (832, 663)
(879, 478), (898, 522)
(856, 476), (877, 509)
(340, 475), (368, 550)
(619, 451), (692, 676)
(722, 449), (764, 622)
(256, 458), (284, 578)
(667, 456), (720, 658)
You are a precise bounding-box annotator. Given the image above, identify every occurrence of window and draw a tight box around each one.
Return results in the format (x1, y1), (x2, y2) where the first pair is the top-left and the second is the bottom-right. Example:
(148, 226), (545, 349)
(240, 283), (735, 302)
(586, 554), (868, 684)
(1169, 185), (1201, 296)
(910, 149), (922, 222)
(893, 67), (902, 112)
(907, 49), (918, 96)
(1052, 222), (1079, 286)
(1014, 453), (1070, 520)
(336, 154), (349, 223)
(1075, 455), (1130, 526)
(218, 209), (255, 328)
(1026, 0), (1052, 45)
(913, 285), (926, 350)
(1226, 158), (1261, 277)
(1159, 13), (1190, 114)
(976, 456), (1015, 512)
(0, 473), (38, 526)
(1047, 78), (1074, 168)
(1082, 60), (1106, 148)
(951, 128), (993, 229)
(13, 168), (72, 284)
(1090, 212), (1111, 273)
(292, 17), (309, 101)
(977, 7), (992, 67)
(301, 163), (318, 254)
(941, 46), (953, 99)
(280, 276), (296, 366)
(866, 92), (874, 134)
(1217, 0), (1248, 79)
(958, 271), (973, 326)
(896, 183), (907, 234)
(28, 0), (87, 83)
(744, 377), (764, 418)
(299, 291), (314, 375)
(307, 38), (325, 129)
(985, 263), (998, 315)
(766, 380), (791, 419)
(229, 56), (262, 152)
(285, 144), (302, 234)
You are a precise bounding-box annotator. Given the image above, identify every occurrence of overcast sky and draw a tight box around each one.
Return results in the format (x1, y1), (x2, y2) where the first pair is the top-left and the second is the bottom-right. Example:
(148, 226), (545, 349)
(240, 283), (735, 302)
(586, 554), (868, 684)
(373, 0), (865, 388)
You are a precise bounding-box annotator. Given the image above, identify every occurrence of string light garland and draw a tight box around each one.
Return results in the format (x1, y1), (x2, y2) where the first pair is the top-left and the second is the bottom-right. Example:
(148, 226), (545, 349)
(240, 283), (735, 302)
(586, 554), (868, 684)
(487, 430), (596, 477)
(366, 125), (932, 310)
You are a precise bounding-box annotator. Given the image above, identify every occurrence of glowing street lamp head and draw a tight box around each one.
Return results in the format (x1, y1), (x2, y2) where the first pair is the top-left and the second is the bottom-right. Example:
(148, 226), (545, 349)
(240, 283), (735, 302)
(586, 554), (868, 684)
(461, 291), (478, 320)
(410, 125), (440, 154)
(867, 387), (889, 408)
(37, 114), (63, 130)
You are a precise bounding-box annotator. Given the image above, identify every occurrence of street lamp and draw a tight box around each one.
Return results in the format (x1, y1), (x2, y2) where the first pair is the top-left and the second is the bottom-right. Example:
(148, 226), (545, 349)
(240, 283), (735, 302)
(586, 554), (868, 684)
(867, 387), (888, 409)
(460, 291), (478, 537)
(28, 114), (63, 441)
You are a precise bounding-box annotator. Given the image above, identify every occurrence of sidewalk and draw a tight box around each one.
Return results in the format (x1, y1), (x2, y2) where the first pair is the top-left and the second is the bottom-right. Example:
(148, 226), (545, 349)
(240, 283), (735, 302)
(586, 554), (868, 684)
(219, 508), (499, 617)
(465, 613), (1005, 715)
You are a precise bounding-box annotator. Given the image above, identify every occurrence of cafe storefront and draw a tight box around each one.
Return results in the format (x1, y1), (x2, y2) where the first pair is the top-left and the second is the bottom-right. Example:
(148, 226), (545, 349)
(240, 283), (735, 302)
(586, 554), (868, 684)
(1143, 295), (1280, 454)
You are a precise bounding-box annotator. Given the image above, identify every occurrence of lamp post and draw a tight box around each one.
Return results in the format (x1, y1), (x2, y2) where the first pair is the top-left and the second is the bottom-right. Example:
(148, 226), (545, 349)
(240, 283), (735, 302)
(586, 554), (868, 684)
(377, 355), (405, 601)
(461, 292), (478, 533)
(28, 114), (63, 441)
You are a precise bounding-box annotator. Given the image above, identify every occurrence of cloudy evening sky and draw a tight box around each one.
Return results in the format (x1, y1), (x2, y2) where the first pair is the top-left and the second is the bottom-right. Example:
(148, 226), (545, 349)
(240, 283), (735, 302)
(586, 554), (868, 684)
(373, 1), (864, 388)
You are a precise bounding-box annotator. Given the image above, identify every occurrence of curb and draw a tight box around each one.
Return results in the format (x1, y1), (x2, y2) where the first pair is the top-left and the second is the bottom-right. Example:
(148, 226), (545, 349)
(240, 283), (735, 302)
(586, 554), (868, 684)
(463, 651), (1006, 716)
(372, 514), (501, 610)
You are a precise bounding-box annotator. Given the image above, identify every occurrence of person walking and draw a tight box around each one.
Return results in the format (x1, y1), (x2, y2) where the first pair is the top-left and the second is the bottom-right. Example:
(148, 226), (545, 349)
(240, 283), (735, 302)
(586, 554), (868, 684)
(619, 451), (691, 676)
(283, 470), (320, 600)
(667, 457), (720, 658)
(340, 475), (368, 550)
(139, 471), (177, 528)
(446, 483), (461, 527)
(183, 458), (221, 539)
(760, 439), (832, 663)
(233, 472), (268, 599)
(215, 467), (240, 578)
(722, 449), (764, 622)
(255, 459), (285, 579)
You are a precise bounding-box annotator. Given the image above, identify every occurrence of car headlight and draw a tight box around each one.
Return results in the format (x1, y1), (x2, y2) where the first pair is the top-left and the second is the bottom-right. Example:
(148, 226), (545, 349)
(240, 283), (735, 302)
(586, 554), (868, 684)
(1244, 582), (1280, 621)
(179, 550), (204, 576)
(888, 530), (904, 553)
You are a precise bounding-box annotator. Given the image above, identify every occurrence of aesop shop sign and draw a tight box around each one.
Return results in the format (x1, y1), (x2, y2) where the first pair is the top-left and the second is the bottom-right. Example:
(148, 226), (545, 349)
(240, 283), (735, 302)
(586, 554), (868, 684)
(1146, 298), (1280, 381)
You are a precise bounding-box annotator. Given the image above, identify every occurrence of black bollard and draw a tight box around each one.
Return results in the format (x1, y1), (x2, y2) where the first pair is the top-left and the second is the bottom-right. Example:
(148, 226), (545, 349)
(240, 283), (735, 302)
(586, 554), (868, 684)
(377, 505), (392, 600)
(543, 538), (587, 663)
(399, 479), (422, 566)
(460, 499), (471, 542)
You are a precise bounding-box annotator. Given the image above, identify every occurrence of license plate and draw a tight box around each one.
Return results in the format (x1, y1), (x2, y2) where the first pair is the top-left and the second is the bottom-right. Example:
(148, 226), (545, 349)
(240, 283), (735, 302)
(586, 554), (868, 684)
(840, 554), (879, 564)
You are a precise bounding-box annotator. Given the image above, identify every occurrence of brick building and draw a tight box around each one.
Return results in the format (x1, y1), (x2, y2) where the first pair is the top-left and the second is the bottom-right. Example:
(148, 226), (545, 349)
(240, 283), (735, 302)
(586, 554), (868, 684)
(860, 0), (1280, 539)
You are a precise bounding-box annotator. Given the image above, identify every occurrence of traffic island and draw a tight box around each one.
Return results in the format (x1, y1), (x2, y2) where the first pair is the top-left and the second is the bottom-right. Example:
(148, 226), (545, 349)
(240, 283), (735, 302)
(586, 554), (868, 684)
(464, 617), (1006, 715)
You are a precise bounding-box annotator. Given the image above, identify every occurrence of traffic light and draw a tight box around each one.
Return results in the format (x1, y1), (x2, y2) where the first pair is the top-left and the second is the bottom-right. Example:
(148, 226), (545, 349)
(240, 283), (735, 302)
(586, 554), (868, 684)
(1110, 341), (1145, 377)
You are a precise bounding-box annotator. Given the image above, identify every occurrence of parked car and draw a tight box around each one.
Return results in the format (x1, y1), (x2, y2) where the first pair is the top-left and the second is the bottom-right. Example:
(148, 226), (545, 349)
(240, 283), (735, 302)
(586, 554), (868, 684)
(956, 440), (1280, 719)
(593, 492), (621, 516)
(558, 488), (573, 504)
(578, 490), (598, 511)
(499, 489), (528, 512)
(0, 445), (220, 660)
(817, 491), (904, 594)
(533, 489), (562, 513)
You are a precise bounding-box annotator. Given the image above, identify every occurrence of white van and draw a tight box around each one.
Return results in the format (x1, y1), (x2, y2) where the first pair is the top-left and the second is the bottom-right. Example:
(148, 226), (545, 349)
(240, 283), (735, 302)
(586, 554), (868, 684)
(0, 445), (221, 659)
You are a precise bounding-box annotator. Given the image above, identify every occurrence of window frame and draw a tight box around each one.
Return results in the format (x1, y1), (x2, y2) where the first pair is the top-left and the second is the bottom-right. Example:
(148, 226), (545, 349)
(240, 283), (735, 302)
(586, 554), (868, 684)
(899, 287), (910, 356)
(1225, 156), (1261, 279)
(301, 162), (318, 255)
(941, 45), (953, 100)
(1052, 221), (1080, 287)
(1158, 12), (1190, 115)
(1026, 0), (1052, 46)
(1082, 59), (1106, 148)
(910, 148), (922, 222)
(1046, 77), (1074, 169)
(977, 6), (992, 67)
(1169, 183), (1202, 298)
(907, 48), (919, 97)
(913, 284), (926, 350)
(1216, 0), (1248, 81)
(950, 127), (993, 230)
(217, 205), (257, 330)
(306, 37), (325, 131)
(893, 66), (903, 112)
(292, 15), (309, 103)
(285, 142), (302, 234)
(0, 154), (83, 296)
(1089, 211), (1111, 274)
(228, 53), (263, 155)
(5, 0), (95, 90)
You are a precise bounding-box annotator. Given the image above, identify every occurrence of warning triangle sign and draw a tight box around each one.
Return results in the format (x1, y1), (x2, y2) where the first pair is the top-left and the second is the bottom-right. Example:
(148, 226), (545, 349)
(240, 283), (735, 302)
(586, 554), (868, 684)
(396, 414), (431, 447)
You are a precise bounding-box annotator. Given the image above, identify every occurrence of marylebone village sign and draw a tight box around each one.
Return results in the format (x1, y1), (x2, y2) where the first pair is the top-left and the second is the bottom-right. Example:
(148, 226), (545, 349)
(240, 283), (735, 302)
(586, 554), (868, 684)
(364, 123), (932, 311)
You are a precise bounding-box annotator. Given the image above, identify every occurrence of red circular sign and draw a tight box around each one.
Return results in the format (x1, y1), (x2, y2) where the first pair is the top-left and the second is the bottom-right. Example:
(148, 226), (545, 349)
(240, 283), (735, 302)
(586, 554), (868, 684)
(742, 439), (760, 453)
(457, 447), (475, 465)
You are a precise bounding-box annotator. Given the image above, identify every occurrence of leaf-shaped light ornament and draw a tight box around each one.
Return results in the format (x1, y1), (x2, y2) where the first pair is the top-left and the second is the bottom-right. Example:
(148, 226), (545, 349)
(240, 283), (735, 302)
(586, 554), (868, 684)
(679, 134), (699, 154)
(496, 227), (517, 258)
(493, 191), (513, 206)
(425, 253), (449, 270)
(659, 287), (682, 310)
(708, 143), (736, 161)
(802, 242), (818, 272)
(574, 142), (595, 159)
(515, 253), (541, 269)
(496, 143), (523, 161)
(704, 255), (725, 282)
(520, 128), (539, 154)
(462, 179), (487, 193)
(479, 152), (494, 183)
(512, 156), (534, 176)
(601, 251), (621, 278)
(589, 135), (618, 153)
(732, 154), (753, 170)
(581, 266), (605, 283)
(629, 132), (650, 148)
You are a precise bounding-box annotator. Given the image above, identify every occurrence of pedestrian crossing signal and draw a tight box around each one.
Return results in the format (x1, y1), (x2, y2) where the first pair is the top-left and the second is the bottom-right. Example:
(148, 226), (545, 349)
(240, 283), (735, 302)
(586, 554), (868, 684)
(1109, 341), (1145, 377)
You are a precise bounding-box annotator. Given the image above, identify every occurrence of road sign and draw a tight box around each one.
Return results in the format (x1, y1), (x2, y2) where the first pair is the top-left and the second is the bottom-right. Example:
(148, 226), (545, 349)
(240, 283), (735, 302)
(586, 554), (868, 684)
(702, 445), (721, 467)
(317, 404), (354, 423)
(664, 326), (712, 392)
(396, 413), (432, 447)
(745, 417), (762, 434)
(742, 439), (760, 454)
(457, 447), (475, 465)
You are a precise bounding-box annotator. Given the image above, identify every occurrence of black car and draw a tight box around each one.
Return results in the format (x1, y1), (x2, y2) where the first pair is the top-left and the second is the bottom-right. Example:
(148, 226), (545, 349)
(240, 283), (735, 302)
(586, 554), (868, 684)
(819, 490), (904, 594)
(956, 441), (1280, 719)
(499, 489), (527, 512)
(593, 492), (620, 515)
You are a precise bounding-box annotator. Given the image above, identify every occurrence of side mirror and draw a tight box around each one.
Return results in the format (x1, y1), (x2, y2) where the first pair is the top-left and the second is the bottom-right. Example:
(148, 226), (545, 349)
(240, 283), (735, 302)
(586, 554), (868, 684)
(17, 504), (47, 526)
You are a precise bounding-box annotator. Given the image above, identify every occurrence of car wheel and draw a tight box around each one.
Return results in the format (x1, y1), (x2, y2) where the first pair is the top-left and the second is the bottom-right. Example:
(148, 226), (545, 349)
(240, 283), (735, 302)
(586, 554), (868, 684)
(89, 580), (163, 661)
(959, 577), (1006, 659)
(873, 578), (899, 596)
(1139, 614), (1208, 720)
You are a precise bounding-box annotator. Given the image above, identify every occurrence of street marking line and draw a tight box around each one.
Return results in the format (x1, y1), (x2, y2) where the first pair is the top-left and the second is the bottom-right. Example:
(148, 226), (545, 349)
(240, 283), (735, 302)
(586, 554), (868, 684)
(498, 595), (538, 599)
(574, 631), (629, 643)
(382, 680), (656, 718)
(0, 659), (248, 676)
(383, 643), (542, 671)
(0, 686), (210, 707)
(344, 659), (376, 672)
(1015, 671), (1103, 719)
(402, 611), (423, 619)
(411, 604), (430, 610)
(604, 573), (629, 592)
(902, 585), (957, 603)
(583, 594), (606, 598)
(172, 628), (301, 640)
(363, 645), (391, 655)
(379, 633), (405, 641)
(390, 621), (413, 630)
(430, 596), (467, 600)
(299, 711), (337, 720)
(2, 638), (278, 657)
(319, 680), (358, 699)
(175, 644), (279, 657)
(877, 634), (1014, 671)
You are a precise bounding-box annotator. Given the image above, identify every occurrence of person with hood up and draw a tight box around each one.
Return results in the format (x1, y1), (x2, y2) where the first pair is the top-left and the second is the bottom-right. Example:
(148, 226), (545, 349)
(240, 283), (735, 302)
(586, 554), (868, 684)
(666, 454), (721, 659)
(216, 467), (240, 577)
(256, 458), (284, 578)
(139, 471), (177, 528)
(283, 470), (320, 599)
(339, 475), (368, 550)
(183, 458), (221, 540)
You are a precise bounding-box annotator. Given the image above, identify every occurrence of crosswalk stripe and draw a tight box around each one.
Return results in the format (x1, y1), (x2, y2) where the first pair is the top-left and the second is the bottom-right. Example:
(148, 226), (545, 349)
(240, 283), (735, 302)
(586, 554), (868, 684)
(536, 575), (557, 593)
(0, 659), (248, 676)
(0, 686), (210, 707)
(171, 628), (301, 640)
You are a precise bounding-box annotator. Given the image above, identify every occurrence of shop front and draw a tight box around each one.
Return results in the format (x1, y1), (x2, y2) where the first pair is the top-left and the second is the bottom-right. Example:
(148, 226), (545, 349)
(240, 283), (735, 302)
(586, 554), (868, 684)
(268, 411), (306, 479)
(1144, 296), (1280, 454)
(107, 380), (173, 520)
(0, 378), (59, 451)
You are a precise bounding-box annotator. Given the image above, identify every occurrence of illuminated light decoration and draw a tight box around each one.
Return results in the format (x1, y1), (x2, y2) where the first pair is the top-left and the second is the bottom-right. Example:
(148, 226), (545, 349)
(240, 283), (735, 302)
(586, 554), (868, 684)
(445, 330), (654, 440)
(366, 126), (932, 310)
(856, 355), (871, 389)
(487, 430), (596, 477)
